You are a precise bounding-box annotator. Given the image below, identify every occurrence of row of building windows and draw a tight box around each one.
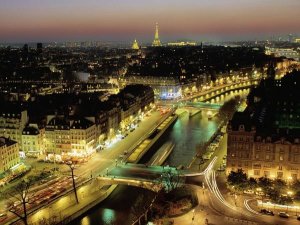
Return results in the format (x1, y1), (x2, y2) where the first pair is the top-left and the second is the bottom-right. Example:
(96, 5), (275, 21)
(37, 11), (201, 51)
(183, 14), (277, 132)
(229, 161), (300, 173)
(253, 170), (298, 180)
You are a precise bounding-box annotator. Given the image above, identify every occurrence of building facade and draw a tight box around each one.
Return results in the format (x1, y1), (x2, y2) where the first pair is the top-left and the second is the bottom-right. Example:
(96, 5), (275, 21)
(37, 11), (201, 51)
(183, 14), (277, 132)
(21, 124), (45, 156)
(0, 109), (28, 146)
(0, 137), (20, 173)
(227, 123), (300, 181)
(45, 116), (97, 159)
(227, 70), (300, 181)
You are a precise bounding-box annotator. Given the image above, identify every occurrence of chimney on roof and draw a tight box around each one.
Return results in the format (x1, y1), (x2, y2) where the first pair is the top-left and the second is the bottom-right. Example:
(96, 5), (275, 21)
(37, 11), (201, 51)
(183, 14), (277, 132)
(0, 137), (5, 144)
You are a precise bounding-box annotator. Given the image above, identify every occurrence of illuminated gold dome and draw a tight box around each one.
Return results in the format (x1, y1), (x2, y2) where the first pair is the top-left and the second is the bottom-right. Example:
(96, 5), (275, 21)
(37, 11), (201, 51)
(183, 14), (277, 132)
(132, 39), (139, 50)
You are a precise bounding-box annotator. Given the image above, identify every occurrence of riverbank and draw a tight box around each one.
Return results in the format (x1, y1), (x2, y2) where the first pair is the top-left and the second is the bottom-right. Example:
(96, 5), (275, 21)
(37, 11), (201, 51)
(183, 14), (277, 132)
(11, 110), (178, 225)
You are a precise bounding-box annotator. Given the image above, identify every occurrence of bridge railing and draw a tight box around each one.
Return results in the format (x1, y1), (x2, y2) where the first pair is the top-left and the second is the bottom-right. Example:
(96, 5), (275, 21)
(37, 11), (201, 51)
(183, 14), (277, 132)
(184, 78), (260, 102)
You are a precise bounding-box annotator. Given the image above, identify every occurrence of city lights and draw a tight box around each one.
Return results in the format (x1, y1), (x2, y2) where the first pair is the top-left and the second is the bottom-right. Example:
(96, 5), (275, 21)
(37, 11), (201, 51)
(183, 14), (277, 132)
(0, 1), (299, 224)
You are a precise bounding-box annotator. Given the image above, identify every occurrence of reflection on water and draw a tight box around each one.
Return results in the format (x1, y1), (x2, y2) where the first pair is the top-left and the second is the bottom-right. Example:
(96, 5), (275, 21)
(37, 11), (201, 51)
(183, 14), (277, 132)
(72, 185), (155, 225)
(101, 209), (116, 225)
(81, 216), (91, 225)
(164, 112), (219, 167)
(72, 90), (249, 225)
(72, 110), (219, 225)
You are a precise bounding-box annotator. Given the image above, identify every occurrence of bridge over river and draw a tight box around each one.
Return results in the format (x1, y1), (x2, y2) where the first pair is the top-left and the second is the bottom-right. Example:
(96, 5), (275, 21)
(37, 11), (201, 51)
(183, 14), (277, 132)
(97, 163), (205, 192)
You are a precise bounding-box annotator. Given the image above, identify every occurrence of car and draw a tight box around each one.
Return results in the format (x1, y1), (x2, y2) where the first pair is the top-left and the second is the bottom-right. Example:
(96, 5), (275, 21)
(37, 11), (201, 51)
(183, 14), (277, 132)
(255, 191), (264, 196)
(297, 215), (300, 220)
(244, 189), (254, 195)
(260, 209), (274, 216)
(217, 166), (225, 171)
(0, 213), (7, 218)
(278, 212), (289, 218)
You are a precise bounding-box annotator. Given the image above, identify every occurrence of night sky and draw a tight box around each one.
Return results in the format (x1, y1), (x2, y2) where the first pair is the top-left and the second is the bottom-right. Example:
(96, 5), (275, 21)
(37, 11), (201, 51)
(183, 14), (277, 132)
(0, 0), (299, 42)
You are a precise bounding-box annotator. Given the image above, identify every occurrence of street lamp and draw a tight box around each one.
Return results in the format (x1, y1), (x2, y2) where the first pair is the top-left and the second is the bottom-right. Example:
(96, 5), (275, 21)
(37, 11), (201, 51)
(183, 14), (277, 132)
(192, 209), (195, 220)
(67, 163), (79, 204)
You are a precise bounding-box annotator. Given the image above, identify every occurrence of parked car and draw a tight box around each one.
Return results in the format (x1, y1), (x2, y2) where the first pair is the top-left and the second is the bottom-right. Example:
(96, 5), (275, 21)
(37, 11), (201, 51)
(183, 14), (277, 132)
(278, 212), (289, 218)
(217, 166), (225, 171)
(260, 209), (274, 216)
(243, 189), (254, 195)
(297, 215), (300, 220)
(203, 152), (213, 160)
(255, 191), (265, 196)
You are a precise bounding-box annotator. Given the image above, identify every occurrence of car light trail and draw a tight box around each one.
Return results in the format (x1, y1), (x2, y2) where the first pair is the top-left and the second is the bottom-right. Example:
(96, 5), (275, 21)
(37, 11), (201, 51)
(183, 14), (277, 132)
(244, 199), (260, 215)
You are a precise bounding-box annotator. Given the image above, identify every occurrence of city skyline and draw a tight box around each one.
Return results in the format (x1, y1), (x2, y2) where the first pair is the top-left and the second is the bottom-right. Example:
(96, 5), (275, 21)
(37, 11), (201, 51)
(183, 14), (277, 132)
(1, 0), (300, 43)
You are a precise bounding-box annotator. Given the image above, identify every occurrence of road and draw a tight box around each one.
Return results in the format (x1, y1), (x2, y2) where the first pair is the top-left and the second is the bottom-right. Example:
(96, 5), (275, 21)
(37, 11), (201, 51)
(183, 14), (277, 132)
(171, 133), (300, 225)
(0, 109), (171, 225)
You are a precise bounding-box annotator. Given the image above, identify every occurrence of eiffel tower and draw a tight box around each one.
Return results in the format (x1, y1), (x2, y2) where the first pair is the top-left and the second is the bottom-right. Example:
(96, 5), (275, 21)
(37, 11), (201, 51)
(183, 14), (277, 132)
(152, 22), (162, 47)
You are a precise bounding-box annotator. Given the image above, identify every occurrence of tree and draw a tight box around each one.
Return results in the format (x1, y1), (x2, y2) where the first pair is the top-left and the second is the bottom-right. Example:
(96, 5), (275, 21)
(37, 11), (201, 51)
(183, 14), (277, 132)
(267, 188), (280, 203)
(273, 179), (287, 192)
(227, 169), (247, 186)
(5, 180), (35, 225)
(66, 163), (79, 204)
(131, 192), (155, 225)
(160, 168), (182, 193)
(258, 177), (273, 193)
(291, 180), (300, 193)
(247, 177), (258, 189)
(278, 195), (293, 205)
(218, 96), (241, 120)
(294, 191), (300, 201)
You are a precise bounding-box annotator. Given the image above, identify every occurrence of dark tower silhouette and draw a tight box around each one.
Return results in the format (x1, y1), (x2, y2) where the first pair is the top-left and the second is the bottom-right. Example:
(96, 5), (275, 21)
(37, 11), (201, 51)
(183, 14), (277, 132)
(37, 43), (43, 54)
(266, 62), (276, 79)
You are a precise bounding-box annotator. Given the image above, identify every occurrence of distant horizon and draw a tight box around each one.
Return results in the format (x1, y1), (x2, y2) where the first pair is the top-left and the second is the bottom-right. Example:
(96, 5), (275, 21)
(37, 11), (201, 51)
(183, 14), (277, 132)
(0, 34), (299, 46)
(1, 0), (300, 43)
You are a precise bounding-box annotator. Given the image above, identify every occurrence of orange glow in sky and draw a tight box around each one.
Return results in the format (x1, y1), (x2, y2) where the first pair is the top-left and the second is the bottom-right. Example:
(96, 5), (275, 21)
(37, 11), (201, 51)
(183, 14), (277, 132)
(0, 0), (299, 42)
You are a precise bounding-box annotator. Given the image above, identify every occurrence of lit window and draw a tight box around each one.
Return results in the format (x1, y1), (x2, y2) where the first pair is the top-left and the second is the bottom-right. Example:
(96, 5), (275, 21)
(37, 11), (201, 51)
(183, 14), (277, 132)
(254, 170), (260, 176)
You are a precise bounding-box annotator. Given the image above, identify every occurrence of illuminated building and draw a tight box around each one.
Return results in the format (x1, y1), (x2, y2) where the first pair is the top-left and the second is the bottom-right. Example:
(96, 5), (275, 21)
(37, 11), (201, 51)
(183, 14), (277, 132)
(45, 117), (96, 159)
(152, 23), (162, 47)
(167, 41), (197, 46)
(0, 108), (28, 146)
(0, 137), (20, 173)
(123, 75), (182, 99)
(265, 47), (299, 61)
(227, 121), (300, 181)
(119, 85), (154, 129)
(227, 71), (300, 181)
(22, 124), (45, 156)
(132, 39), (140, 50)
